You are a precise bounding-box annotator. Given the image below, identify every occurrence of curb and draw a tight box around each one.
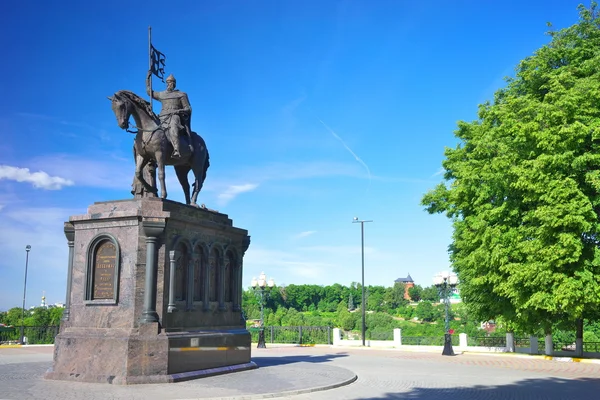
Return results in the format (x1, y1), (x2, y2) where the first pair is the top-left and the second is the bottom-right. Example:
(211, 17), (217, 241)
(463, 351), (600, 364)
(194, 371), (358, 400)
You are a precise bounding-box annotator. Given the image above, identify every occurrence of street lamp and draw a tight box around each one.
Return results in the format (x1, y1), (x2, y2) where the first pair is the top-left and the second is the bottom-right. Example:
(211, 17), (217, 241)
(251, 272), (274, 349)
(353, 217), (372, 346)
(433, 271), (459, 356)
(20, 245), (31, 345)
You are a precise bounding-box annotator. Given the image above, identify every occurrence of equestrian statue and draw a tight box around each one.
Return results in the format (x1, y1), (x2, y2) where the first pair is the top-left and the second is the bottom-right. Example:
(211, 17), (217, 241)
(108, 73), (209, 206)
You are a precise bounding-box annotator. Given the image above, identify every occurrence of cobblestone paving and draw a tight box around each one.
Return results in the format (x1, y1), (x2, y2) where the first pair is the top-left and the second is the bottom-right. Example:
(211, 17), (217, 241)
(2, 346), (600, 399)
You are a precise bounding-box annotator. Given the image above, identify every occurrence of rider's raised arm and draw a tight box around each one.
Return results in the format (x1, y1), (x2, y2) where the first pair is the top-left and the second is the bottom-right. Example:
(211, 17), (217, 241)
(146, 71), (157, 99)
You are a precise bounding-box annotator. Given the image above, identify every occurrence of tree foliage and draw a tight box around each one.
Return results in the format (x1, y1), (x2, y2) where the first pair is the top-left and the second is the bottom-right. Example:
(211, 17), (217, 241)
(422, 3), (600, 334)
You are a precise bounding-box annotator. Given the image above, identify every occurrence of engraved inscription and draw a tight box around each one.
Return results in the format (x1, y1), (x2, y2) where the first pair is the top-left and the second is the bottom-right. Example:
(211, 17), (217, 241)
(93, 241), (116, 299)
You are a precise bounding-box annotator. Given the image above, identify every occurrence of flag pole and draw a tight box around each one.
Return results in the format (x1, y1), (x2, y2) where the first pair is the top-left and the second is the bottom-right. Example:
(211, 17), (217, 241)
(148, 26), (153, 112)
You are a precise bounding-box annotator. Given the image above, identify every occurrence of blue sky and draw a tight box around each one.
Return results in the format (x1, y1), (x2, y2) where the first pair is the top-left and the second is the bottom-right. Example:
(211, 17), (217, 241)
(0, 0), (587, 310)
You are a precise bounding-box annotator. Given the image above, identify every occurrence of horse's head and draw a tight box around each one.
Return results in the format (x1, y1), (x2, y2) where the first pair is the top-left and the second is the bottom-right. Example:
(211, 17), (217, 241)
(107, 92), (131, 130)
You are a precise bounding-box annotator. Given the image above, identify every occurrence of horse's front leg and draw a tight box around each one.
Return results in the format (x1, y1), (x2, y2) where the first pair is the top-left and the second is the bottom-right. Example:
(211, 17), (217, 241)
(135, 154), (157, 196)
(155, 152), (168, 199)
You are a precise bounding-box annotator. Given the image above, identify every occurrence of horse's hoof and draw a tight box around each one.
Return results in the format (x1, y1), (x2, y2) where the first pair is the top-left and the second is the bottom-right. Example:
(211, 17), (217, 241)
(190, 202), (200, 208)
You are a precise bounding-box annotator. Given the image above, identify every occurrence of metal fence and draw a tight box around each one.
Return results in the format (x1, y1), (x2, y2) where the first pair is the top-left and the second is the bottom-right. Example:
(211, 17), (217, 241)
(249, 326), (332, 345)
(0, 326), (59, 345)
(467, 336), (506, 347)
(514, 337), (530, 347)
(370, 330), (394, 340)
(402, 336), (459, 346)
(551, 341), (600, 353)
(583, 342), (600, 352)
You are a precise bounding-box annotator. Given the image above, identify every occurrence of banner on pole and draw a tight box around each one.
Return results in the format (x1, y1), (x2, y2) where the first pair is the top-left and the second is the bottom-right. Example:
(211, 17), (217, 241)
(150, 45), (166, 82)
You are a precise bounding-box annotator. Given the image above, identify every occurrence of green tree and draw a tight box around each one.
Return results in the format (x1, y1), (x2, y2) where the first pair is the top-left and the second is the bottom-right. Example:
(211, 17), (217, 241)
(415, 301), (436, 322)
(421, 286), (439, 302)
(366, 285), (386, 312)
(4, 307), (28, 326)
(348, 294), (355, 311)
(422, 4), (600, 334)
(407, 285), (422, 302)
(383, 282), (407, 309)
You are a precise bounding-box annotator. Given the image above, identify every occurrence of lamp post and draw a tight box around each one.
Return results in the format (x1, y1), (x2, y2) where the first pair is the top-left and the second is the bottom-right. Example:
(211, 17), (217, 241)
(20, 245), (31, 345)
(433, 271), (458, 356)
(353, 217), (372, 347)
(251, 272), (274, 349)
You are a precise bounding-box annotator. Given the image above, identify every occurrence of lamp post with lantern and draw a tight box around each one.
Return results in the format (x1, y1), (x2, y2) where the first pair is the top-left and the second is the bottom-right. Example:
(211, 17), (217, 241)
(433, 271), (458, 356)
(20, 245), (31, 345)
(251, 272), (274, 349)
(352, 217), (372, 346)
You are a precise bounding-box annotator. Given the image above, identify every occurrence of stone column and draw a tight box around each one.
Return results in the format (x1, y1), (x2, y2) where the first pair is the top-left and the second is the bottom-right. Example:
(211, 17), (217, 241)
(61, 222), (75, 321)
(237, 236), (250, 312)
(459, 333), (468, 349)
(393, 328), (401, 347)
(530, 335), (539, 354)
(506, 332), (515, 352)
(167, 250), (178, 313)
(141, 220), (165, 323)
(203, 250), (210, 311)
(332, 328), (341, 346)
(218, 252), (226, 311)
(232, 260), (241, 311)
(545, 334), (553, 356)
(188, 252), (198, 311)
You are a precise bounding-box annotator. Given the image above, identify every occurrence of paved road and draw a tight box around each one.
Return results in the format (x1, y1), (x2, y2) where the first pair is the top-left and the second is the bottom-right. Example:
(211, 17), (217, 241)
(286, 347), (600, 399)
(2, 345), (600, 399)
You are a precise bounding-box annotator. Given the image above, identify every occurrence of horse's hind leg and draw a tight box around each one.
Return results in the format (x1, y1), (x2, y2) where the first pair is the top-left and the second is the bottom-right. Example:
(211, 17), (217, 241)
(175, 166), (191, 205)
(147, 161), (157, 193)
(135, 154), (157, 196)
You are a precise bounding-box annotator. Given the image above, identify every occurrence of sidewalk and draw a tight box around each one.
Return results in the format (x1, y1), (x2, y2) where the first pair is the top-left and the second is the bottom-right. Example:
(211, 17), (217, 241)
(0, 345), (356, 400)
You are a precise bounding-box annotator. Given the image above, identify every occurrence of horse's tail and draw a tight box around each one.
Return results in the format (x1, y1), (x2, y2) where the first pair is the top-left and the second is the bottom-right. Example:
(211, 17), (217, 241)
(202, 150), (210, 185)
(192, 132), (210, 187)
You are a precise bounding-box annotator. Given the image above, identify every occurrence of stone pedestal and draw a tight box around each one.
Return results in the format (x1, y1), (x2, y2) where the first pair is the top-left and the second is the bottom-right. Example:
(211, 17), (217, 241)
(45, 198), (255, 384)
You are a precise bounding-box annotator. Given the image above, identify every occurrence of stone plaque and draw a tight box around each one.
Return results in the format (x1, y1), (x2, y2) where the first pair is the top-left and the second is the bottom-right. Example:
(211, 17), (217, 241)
(93, 241), (117, 299)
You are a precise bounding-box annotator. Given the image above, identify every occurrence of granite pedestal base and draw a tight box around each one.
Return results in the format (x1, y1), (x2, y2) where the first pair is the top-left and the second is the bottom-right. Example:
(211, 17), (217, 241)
(45, 198), (254, 384)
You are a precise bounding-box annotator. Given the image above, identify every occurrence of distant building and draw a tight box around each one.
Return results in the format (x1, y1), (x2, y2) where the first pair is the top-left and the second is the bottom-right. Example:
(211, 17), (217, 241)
(394, 274), (415, 300)
(480, 320), (496, 334)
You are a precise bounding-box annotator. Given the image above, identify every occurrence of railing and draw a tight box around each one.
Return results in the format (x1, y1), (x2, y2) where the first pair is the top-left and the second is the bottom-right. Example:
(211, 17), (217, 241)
(402, 336), (459, 346)
(370, 331), (393, 340)
(467, 336), (506, 347)
(0, 326), (59, 345)
(249, 326), (332, 345)
(583, 342), (600, 353)
(553, 341), (576, 352)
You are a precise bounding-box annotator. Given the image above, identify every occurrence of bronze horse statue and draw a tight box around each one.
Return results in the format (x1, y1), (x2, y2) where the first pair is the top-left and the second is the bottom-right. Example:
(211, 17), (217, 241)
(108, 90), (209, 206)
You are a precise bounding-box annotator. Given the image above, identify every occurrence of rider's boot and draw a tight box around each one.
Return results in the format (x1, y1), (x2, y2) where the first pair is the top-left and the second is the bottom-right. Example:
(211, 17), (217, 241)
(170, 128), (181, 158)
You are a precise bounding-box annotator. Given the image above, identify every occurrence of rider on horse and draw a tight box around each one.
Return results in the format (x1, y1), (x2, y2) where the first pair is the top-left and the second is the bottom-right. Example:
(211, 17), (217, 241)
(146, 71), (193, 158)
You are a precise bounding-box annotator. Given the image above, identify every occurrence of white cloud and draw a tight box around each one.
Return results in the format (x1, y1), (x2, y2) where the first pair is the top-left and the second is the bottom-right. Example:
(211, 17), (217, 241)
(293, 230), (317, 239)
(0, 165), (74, 190)
(29, 154), (134, 190)
(217, 183), (259, 205)
(432, 167), (445, 177)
